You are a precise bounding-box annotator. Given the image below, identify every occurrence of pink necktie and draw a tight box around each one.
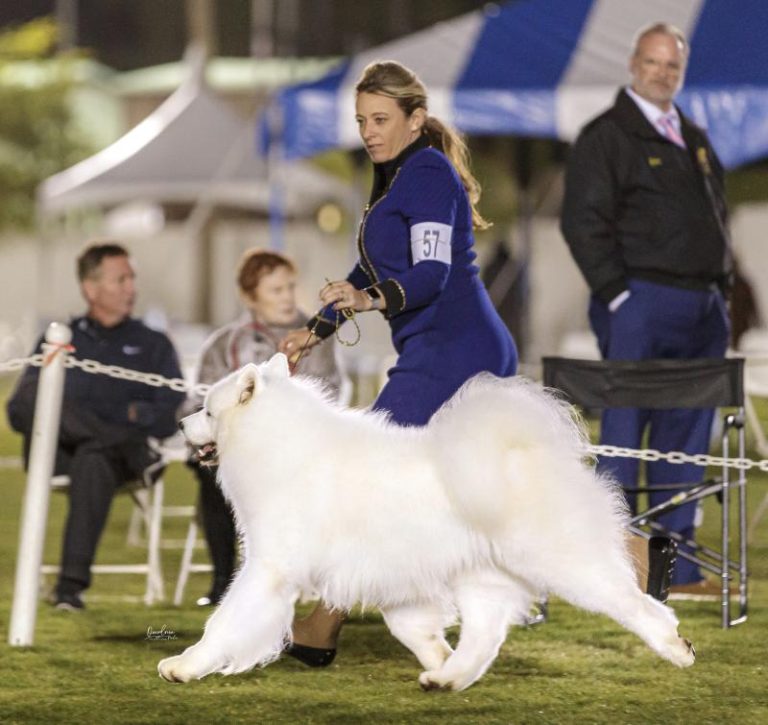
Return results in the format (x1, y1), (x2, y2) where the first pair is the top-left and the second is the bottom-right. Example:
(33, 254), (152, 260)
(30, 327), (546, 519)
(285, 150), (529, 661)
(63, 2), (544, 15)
(658, 114), (686, 149)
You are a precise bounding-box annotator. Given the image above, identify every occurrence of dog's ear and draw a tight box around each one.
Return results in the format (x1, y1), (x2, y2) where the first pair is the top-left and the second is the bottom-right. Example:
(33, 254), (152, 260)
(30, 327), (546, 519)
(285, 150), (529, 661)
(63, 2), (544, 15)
(263, 352), (290, 381)
(235, 363), (260, 405)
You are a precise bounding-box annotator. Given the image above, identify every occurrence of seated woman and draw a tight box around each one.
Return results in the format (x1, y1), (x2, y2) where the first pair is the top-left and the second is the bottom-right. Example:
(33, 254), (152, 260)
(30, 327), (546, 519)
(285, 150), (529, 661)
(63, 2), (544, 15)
(186, 248), (344, 605)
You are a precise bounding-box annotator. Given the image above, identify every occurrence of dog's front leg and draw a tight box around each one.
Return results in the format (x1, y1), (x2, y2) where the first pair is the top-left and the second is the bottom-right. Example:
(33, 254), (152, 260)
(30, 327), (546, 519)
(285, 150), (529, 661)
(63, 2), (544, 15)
(381, 602), (454, 671)
(158, 562), (295, 683)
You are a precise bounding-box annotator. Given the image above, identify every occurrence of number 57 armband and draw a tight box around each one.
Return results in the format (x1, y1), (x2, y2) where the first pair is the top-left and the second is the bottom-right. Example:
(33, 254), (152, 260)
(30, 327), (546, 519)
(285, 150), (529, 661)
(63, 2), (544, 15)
(410, 222), (452, 265)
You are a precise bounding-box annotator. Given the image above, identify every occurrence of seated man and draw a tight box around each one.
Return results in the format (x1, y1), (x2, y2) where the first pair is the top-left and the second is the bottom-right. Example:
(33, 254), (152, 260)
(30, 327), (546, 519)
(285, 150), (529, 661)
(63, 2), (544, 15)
(7, 242), (184, 610)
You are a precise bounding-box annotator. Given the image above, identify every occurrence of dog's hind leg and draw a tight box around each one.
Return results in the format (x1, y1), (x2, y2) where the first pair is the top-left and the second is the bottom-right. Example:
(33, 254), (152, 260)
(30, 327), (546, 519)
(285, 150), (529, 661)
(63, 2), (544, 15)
(578, 582), (695, 668)
(418, 570), (533, 692)
(381, 602), (454, 671)
(525, 551), (695, 668)
(615, 590), (696, 668)
(158, 562), (296, 682)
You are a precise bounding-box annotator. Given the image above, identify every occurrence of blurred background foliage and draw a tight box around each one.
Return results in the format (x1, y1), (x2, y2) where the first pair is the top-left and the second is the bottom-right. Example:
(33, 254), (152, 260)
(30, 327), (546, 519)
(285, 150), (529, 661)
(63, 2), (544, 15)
(0, 19), (92, 230)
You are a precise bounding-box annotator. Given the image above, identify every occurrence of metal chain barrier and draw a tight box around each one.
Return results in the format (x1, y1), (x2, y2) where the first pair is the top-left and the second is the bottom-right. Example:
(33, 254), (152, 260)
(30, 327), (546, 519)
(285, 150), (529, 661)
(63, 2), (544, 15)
(0, 352), (209, 398)
(585, 443), (768, 473)
(65, 356), (209, 397)
(3, 350), (768, 472)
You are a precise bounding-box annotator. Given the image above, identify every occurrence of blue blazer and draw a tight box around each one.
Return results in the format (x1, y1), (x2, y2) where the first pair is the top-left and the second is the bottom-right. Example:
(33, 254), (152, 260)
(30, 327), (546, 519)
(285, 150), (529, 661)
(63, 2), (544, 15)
(310, 136), (517, 425)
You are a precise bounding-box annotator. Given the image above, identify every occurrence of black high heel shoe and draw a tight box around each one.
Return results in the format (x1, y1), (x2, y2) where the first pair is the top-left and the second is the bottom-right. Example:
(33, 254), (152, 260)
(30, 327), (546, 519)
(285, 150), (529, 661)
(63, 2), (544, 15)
(285, 643), (337, 668)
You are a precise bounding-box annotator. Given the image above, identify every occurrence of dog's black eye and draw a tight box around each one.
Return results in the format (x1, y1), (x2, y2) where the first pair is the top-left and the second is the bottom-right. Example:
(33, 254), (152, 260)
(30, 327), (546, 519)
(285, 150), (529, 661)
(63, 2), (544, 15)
(205, 410), (212, 418)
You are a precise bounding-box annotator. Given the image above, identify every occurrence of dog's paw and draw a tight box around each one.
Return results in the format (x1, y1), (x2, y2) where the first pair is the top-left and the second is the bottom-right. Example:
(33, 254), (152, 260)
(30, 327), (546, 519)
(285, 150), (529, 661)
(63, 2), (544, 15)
(659, 635), (695, 668)
(674, 637), (696, 668)
(158, 654), (201, 683)
(418, 670), (465, 692)
(419, 671), (451, 691)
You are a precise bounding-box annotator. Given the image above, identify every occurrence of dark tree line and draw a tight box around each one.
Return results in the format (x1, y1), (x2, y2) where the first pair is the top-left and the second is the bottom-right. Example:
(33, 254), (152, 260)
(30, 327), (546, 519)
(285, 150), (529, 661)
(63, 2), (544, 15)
(0, 0), (490, 71)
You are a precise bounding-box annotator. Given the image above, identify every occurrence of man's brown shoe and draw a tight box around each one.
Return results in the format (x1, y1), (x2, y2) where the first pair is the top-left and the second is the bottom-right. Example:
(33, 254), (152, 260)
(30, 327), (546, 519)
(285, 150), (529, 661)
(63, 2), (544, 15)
(647, 536), (677, 603)
(668, 579), (735, 601)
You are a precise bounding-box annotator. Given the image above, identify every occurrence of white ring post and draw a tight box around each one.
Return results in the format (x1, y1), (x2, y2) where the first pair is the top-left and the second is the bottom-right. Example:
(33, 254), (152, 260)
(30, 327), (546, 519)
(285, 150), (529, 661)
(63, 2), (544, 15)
(9, 322), (71, 646)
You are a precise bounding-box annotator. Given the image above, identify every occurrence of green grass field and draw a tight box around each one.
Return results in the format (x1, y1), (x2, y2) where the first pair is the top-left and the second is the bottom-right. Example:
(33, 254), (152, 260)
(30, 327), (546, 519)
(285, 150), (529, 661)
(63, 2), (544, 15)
(0, 379), (766, 725)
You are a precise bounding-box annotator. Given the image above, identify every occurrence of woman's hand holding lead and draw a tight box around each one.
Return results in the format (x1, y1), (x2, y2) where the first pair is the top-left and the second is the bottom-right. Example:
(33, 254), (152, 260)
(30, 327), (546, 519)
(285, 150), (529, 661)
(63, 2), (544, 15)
(279, 328), (319, 364)
(320, 280), (373, 312)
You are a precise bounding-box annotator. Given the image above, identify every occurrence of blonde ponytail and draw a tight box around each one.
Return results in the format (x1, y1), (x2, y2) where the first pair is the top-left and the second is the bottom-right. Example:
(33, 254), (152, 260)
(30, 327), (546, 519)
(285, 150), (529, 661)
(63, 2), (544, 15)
(423, 117), (490, 231)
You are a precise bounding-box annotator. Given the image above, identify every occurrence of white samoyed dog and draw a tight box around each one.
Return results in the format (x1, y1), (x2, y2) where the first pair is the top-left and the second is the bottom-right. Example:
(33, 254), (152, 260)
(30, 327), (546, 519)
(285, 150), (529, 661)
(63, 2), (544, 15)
(158, 353), (694, 690)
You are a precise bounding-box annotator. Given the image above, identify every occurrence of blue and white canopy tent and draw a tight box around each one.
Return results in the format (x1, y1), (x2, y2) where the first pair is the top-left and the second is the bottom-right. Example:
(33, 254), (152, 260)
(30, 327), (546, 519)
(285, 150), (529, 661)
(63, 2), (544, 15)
(261, 0), (768, 170)
(259, 0), (768, 358)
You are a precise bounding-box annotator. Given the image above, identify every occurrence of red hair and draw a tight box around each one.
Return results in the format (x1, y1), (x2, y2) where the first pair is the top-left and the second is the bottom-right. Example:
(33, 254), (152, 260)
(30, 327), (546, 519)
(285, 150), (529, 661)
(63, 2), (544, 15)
(236, 248), (296, 295)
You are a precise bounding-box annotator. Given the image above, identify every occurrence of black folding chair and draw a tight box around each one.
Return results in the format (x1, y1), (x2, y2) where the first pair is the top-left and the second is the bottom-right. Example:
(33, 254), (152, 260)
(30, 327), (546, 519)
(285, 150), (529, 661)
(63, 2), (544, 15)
(542, 357), (748, 628)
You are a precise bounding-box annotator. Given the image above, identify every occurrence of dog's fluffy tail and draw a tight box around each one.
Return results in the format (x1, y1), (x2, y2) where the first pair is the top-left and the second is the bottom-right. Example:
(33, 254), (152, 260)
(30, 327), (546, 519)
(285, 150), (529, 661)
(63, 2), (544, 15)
(429, 374), (628, 540)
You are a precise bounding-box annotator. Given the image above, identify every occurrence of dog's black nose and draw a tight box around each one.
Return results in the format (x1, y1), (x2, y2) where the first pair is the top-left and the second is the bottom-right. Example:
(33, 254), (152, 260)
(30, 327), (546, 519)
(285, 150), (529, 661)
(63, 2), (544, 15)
(178, 421), (184, 431)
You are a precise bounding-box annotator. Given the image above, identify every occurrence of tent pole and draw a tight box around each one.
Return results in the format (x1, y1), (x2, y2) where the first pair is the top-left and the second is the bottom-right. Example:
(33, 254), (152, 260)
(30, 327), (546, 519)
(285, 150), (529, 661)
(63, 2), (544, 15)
(267, 101), (285, 251)
(513, 137), (533, 361)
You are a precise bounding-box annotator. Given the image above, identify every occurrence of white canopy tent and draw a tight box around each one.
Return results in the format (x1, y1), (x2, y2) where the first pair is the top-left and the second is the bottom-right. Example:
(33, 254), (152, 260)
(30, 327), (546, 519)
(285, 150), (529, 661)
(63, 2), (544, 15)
(37, 58), (354, 220)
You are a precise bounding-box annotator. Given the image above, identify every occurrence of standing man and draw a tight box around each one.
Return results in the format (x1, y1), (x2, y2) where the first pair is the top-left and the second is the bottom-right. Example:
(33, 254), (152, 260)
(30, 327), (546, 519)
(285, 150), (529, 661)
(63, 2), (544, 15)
(560, 23), (731, 596)
(7, 242), (184, 610)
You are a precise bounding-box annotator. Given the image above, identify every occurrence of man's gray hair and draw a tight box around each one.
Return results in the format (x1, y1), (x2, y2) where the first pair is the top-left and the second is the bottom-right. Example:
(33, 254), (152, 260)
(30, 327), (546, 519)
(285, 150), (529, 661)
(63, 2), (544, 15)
(632, 22), (689, 58)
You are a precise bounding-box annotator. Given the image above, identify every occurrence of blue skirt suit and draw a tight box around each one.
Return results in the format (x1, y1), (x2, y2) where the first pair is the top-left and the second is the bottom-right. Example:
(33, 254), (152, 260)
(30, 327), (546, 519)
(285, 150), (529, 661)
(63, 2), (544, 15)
(309, 135), (517, 426)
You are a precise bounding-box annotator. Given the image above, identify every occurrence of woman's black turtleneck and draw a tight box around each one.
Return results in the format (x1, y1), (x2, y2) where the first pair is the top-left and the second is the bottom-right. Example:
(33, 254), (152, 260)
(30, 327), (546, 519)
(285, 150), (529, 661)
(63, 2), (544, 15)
(368, 133), (431, 206)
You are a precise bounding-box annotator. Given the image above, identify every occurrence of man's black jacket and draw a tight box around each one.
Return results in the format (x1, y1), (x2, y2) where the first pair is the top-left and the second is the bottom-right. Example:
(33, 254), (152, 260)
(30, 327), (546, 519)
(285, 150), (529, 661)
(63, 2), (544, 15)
(560, 89), (729, 305)
(7, 316), (184, 449)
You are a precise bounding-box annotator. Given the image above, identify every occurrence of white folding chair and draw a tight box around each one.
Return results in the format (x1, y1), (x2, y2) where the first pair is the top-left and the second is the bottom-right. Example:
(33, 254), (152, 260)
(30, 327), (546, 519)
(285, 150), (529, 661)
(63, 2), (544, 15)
(40, 435), (189, 605)
(126, 435), (196, 551)
(41, 474), (166, 605)
(173, 512), (213, 606)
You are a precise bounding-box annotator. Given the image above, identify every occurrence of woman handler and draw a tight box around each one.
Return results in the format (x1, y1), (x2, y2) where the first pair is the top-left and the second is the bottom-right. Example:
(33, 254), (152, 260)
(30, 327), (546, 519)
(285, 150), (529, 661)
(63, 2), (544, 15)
(279, 61), (517, 664)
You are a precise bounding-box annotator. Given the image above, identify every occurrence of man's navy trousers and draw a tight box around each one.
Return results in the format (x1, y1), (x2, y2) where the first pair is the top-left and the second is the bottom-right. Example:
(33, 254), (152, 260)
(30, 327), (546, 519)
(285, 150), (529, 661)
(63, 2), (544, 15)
(589, 277), (730, 585)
